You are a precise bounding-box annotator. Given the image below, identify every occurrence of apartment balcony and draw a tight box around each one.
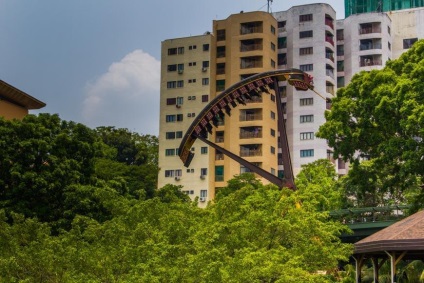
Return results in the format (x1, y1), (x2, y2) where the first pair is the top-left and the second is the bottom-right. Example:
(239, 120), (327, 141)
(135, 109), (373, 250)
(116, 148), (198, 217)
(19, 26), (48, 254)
(240, 56), (263, 69)
(240, 148), (262, 157)
(244, 96), (263, 103)
(216, 68), (225, 75)
(215, 153), (225, 160)
(360, 58), (382, 67)
(239, 113), (263, 121)
(326, 52), (335, 62)
(360, 42), (382, 51)
(240, 22), (263, 35)
(325, 36), (334, 46)
(359, 26), (381, 35)
(215, 175), (224, 182)
(240, 127), (262, 139)
(326, 69), (335, 78)
(325, 18), (334, 29)
(326, 84), (335, 95)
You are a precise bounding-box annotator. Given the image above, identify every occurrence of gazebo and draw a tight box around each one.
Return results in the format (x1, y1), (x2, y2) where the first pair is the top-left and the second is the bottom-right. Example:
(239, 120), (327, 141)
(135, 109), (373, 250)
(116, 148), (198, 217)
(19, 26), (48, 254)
(353, 209), (424, 282)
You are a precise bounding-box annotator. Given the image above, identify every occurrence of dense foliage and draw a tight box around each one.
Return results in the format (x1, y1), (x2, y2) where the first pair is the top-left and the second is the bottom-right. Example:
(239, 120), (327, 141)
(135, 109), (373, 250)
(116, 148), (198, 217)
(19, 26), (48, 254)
(317, 40), (424, 211)
(0, 114), (352, 282)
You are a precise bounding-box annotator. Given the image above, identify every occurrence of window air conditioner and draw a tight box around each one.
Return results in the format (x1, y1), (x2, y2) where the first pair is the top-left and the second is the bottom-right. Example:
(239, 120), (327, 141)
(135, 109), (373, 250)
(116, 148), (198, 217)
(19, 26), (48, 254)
(202, 67), (207, 72)
(175, 176), (180, 181)
(176, 104), (181, 108)
(199, 197), (206, 202)
(200, 175), (205, 180)
(178, 69), (183, 74)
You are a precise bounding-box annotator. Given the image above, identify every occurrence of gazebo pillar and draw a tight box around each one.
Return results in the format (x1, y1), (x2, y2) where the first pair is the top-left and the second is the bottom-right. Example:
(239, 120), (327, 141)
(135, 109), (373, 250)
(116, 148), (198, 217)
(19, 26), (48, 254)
(353, 255), (365, 283)
(371, 257), (387, 283)
(385, 251), (406, 283)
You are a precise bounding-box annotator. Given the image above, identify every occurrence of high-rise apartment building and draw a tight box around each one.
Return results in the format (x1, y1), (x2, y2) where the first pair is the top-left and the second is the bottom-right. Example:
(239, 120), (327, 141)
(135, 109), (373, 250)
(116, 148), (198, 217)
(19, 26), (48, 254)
(158, 3), (424, 203)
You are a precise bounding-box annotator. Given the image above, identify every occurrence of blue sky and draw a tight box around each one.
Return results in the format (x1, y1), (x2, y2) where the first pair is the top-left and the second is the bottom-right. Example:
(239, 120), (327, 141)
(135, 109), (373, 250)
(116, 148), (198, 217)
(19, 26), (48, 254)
(0, 0), (344, 135)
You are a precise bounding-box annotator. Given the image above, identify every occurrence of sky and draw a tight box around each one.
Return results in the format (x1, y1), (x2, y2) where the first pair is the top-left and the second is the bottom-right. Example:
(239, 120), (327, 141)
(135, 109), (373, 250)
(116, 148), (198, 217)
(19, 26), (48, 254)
(0, 0), (344, 136)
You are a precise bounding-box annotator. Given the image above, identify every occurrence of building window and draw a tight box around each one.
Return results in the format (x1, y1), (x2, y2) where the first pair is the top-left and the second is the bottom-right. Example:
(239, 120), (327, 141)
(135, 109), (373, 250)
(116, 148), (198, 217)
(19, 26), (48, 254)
(188, 45), (197, 50)
(217, 46), (226, 58)
(176, 97), (183, 105)
(166, 115), (176, 122)
(202, 61), (210, 68)
(271, 59), (276, 68)
(300, 149), (314, 157)
(168, 48), (177, 55)
(278, 21), (286, 29)
(300, 115), (314, 123)
(177, 64), (184, 72)
(271, 25), (276, 34)
(403, 38), (418, 49)
(299, 30), (313, 38)
(167, 64), (177, 72)
(178, 47), (184, 54)
(337, 44), (344, 56)
(216, 80), (225, 91)
(177, 80), (184, 88)
(271, 168), (276, 175)
(202, 94), (209, 102)
(201, 168), (208, 176)
(176, 131), (183, 138)
(299, 64), (313, 72)
(271, 111), (276, 120)
(278, 37), (287, 49)
(166, 132), (176, 139)
(215, 166), (224, 182)
(270, 128), (275, 137)
(300, 98), (313, 106)
(200, 190), (207, 198)
(271, 42), (276, 51)
(278, 53), (287, 65)
(299, 14), (313, 22)
(299, 47), (313, 55)
(166, 98), (176, 105)
(167, 81), (176, 89)
(201, 147), (208, 154)
(165, 149), (176, 156)
(202, 78), (209, 85)
(176, 114), (183, 121)
(203, 44), (210, 51)
(271, 146), (276, 154)
(165, 170), (174, 177)
(217, 29), (226, 41)
(300, 132), (314, 140)
(240, 56), (263, 69)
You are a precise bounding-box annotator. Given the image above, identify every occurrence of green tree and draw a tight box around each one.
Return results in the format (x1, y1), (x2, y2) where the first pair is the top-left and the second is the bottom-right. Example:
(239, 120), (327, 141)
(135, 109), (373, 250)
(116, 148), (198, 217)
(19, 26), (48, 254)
(317, 40), (424, 210)
(95, 126), (159, 198)
(0, 114), (101, 225)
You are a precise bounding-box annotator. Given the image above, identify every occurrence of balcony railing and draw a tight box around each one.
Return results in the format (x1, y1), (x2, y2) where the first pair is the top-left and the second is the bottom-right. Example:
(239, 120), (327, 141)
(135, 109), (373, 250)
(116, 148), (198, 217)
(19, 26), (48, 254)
(326, 69), (334, 78)
(245, 96), (263, 103)
(216, 68), (225, 75)
(326, 52), (334, 62)
(360, 43), (382, 50)
(215, 153), (224, 160)
(325, 19), (334, 29)
(217, 51), (226, 58)
(215, 136), (224, 143)
(240, 26), (263, 35)
(360, 59), (382, 67)
(239, 113), (263, 121)
(240, 44), (263, 52)
(359, 27), (381, 34)
(325, 36), (334, 46)
(240, 149), (262, 157)
(326, 86), (335, 95)
(240, 61), (263, 69)
(240, 131), (262, 139)
(215, 175), (224, 182)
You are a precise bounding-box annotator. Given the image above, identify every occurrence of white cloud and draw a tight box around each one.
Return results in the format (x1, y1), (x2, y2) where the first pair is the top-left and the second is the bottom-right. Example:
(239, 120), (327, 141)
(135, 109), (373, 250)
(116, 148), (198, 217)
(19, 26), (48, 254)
(83, 49), (160, 135)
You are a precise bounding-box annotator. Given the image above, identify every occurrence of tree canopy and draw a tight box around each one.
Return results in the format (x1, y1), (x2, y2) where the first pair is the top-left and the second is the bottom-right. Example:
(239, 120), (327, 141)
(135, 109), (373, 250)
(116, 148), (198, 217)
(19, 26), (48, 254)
(317, 40), (424, 210)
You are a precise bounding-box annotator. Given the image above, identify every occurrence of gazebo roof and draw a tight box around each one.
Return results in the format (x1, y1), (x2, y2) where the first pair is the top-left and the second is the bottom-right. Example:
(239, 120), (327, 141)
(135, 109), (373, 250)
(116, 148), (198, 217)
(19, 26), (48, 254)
(0, 80), (46, 109)
(354, 209), (424, 259)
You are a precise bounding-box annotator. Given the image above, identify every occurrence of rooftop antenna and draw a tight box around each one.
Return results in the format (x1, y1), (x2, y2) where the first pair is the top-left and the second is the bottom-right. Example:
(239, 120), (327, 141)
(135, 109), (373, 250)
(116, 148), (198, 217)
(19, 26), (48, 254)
(376, 0), (383, 12)
(267, 0), (273, 13)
